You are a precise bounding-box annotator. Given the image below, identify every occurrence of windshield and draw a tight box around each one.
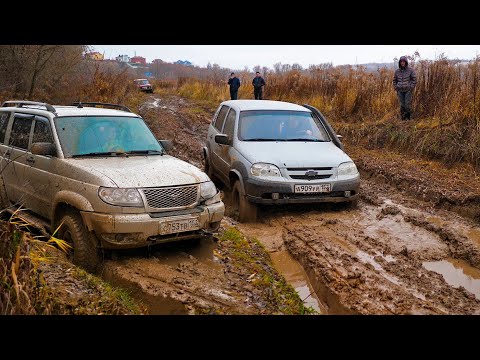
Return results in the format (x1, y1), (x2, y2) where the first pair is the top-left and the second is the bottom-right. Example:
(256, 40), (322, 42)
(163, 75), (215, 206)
(136, 80), (148, 85)
(238, 110), (331, 142)
(54, 116), (163, 157)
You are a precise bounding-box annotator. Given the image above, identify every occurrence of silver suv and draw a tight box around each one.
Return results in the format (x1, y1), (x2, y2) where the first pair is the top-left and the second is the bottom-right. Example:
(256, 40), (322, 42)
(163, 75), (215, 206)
(203, 100), (359, 222)
(0, 101), (224, 271)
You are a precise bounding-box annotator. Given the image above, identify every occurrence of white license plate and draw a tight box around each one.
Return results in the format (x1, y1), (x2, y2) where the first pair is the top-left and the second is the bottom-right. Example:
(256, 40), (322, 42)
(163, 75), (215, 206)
(160, 218), (200, 235)
(294, 184), (331, 193)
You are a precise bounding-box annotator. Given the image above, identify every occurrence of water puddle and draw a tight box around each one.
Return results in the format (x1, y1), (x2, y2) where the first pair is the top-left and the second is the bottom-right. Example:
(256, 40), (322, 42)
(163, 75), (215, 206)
(423, 258), (480, 299)
(151, 237), (220, 268)
(270, 251), (325, 313)
(102, 269), (188, 315)
(355, 250), (401, 285)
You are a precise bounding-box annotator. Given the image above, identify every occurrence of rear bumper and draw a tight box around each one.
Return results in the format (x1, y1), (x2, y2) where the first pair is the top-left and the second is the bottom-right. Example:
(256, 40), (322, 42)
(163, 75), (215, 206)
(80, 201), (224, 249)
(244, 176), (360, 205)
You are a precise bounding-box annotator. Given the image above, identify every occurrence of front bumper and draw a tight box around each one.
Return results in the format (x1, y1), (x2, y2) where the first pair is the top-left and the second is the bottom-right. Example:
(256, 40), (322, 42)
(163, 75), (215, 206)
(80, 201), (224, 249)
(244, 176), (360, 205)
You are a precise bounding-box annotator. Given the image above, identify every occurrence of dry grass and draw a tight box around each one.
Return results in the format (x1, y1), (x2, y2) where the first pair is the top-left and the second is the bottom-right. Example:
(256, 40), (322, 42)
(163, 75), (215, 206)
(0, 211), (143, 315)
(157, 55), (480, 169)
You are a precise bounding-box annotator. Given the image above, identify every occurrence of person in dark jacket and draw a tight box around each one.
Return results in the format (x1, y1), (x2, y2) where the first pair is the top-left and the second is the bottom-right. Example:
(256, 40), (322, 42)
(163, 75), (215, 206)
(252, 71), (266, 100)
(393, 56), (417, 120)
(228, 72), (240, 100)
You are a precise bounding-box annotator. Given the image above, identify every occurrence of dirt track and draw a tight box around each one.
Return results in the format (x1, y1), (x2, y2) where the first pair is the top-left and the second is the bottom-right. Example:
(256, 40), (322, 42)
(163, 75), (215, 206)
(104, 94), (480, 314)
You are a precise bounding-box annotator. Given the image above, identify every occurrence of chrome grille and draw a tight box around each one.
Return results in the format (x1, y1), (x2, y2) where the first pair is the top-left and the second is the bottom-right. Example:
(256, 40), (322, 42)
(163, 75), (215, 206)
(142, 185), (198, 210)
(290, 174), (332, 181)
(287, 167), (334, 181)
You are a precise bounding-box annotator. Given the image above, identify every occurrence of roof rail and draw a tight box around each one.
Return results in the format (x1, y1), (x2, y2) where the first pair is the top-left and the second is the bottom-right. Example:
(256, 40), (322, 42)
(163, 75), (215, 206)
(72, 102), (132, 113)
(2, 100), (57, 114)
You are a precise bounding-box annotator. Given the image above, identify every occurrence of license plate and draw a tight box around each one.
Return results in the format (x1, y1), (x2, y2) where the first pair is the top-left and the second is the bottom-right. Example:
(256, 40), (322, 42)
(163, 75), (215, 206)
(294, 184), (331, 193)
(160, 218), (200, 235)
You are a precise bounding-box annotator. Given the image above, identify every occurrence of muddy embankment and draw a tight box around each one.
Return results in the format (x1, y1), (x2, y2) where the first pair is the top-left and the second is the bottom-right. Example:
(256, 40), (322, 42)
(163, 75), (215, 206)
(106, 94), (480, 314)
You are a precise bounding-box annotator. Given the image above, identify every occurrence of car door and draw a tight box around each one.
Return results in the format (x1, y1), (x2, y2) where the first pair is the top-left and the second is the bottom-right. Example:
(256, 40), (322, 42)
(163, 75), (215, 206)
(24, 115), (57, 218)
(217, 107), (237, 179)
(208, 105), (229, 177)
(3, 113), (34, 205)
(0, 111), (12, 206)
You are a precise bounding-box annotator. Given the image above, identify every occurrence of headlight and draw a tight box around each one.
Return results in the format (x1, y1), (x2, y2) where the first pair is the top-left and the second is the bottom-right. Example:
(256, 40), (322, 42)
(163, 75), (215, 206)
(98, 187), (144, 207)
(200, 181), (217, 200)
(251, 163), (282, 177)
(337, 162), (358, 179)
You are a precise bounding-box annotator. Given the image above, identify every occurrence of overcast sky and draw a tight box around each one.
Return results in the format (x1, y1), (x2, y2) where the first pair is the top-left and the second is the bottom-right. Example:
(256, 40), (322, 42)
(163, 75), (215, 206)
(93, 45), (480, 69)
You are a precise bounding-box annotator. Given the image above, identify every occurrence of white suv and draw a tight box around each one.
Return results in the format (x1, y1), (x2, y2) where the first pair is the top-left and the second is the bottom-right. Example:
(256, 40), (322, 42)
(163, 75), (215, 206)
(0, 101), (224, 272)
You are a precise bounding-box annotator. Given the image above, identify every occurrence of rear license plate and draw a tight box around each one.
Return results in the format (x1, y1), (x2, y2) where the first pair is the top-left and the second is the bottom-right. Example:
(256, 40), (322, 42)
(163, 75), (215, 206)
(160, 218), (200, 235)
(294, 184), (331, 193)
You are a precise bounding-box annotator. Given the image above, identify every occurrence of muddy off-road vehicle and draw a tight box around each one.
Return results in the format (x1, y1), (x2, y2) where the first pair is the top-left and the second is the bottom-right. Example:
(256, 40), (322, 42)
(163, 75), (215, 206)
(203, 100), (359, 222)
(0, 100), (224, 272)
(134, 79), (153, 93)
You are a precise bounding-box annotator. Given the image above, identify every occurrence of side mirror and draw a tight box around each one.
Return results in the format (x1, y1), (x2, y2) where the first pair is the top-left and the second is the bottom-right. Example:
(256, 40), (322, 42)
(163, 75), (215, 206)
(31, 142), (56, 156)
(215, 134), (231, 146)
(159, 139), (173, 151)
(337, 135), (343, 139)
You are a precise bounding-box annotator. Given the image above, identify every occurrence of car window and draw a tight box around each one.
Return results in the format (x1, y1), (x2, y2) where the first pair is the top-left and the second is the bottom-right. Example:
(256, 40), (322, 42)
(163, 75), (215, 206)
(0, 112), (10, 144)
(33, 116), (53, 144)
(213, 106), (229, 131)
(9, 114), (34, 150)
(54, 116), (163, 157)
(223, 109), (236, 138)
(238, 110), (330, 142)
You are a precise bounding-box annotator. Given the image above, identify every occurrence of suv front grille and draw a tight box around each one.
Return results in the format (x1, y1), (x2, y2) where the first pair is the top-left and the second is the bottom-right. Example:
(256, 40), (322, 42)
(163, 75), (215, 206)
(290, 174), (332, 180)
(142, 185), (198, 210)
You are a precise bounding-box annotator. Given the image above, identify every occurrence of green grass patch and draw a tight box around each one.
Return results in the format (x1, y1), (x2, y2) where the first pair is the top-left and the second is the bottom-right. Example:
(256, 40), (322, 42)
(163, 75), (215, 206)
(219, 227), (317, 315)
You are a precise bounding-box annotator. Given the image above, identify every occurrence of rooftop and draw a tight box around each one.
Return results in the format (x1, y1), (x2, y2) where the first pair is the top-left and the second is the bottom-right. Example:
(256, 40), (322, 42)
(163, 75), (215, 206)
(221, 100), (310, 112)
(1, 105), (139, 118)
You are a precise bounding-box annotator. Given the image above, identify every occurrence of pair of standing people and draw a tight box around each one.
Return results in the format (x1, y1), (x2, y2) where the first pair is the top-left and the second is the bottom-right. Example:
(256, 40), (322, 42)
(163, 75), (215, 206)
(228, 71), (266, 100)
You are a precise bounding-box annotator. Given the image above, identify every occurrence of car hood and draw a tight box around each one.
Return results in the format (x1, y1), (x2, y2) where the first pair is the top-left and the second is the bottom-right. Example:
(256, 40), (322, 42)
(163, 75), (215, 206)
(237, 141), (353, 168)
(63, 155), (209, 187)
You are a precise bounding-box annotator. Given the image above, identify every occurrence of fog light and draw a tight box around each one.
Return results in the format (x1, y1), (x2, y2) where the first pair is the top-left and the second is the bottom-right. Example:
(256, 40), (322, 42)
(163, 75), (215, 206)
(272, 193), (280, 200)
(344, 191), (351, 197)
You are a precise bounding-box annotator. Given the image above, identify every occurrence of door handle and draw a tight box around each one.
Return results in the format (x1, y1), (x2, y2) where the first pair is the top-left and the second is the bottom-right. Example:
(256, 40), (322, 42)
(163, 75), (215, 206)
(26, 156), (35, 164)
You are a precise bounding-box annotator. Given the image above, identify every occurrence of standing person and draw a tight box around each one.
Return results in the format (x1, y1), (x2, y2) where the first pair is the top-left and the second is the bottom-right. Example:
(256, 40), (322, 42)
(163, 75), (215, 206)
(393, 55), (417, 120)
(252, 71), (266, 100)
(228, 72), (240, 100)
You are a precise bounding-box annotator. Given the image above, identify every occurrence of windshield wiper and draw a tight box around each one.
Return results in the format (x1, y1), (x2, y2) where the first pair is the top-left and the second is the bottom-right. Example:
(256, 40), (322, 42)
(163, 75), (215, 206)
(243, 138), (278, 141)
(124, 150), (164, 155)
(284, 138), (327, 142)
(72, 151), (126, 158)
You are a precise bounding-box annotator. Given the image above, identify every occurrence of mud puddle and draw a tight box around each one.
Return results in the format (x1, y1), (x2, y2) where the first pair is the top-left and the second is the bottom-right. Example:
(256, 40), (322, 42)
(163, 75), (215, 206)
(270, 251), (325, 313)
(423, 258), (480, 300)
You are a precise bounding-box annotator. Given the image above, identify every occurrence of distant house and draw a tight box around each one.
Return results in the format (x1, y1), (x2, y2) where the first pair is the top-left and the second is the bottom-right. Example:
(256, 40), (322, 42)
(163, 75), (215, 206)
(131, 56), (147, 65)
(116, 54), (131, 63)
(152, 59), (164, 64)
(85, 51), (104, 61)
(175, 60), (193, 66)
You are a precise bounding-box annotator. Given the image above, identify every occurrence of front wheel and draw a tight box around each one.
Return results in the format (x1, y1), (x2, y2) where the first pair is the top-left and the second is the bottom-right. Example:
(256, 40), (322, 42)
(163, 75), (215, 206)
(231, 180), (257, 223)
(57, 210), (102, 273)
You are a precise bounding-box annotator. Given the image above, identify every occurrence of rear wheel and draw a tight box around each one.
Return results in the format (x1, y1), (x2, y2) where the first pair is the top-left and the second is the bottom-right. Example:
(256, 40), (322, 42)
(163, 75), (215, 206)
(57, 210), (102, 273)
(231, 180), (257, 223)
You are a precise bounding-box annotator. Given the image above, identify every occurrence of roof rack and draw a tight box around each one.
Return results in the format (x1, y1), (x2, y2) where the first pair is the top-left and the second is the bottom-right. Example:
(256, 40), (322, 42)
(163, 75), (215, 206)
(2, 100), (57, 114)
(72, 102), (132, 113)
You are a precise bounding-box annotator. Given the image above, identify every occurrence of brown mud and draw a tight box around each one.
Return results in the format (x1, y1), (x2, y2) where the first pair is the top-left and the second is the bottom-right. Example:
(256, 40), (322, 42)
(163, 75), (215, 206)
(104, 94), (480, 314)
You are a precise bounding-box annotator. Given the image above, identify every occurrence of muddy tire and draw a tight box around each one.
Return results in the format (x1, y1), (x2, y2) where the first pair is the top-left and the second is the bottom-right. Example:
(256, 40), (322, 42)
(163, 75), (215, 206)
(57, 210), (102, 273)
(204, 156), (214, 180)
(343, 198), (358, 209)
(231, 180), (257, 223)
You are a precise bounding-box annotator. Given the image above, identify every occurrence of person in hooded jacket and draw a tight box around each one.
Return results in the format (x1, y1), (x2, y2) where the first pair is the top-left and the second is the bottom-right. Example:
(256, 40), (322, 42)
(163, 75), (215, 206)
(393, 56), (417, 120)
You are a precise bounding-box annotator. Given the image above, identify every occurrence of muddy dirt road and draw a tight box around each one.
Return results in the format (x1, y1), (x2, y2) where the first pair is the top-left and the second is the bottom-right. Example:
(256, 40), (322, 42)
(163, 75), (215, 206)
(106, 94), (480, 314)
